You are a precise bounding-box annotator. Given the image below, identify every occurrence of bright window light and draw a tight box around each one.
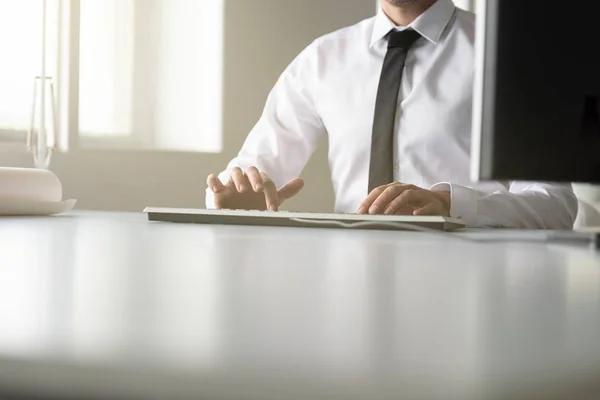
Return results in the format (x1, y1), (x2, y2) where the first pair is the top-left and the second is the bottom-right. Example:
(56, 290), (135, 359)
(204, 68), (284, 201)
(79, 0), (224, 152)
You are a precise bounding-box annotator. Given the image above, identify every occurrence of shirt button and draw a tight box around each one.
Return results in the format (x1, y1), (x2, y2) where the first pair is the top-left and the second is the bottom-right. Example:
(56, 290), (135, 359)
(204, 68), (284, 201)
(393, 162), (400, 172)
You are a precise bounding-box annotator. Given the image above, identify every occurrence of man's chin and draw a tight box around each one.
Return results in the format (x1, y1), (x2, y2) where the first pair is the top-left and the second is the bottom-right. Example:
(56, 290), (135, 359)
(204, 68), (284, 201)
(384, 0), (420, 6)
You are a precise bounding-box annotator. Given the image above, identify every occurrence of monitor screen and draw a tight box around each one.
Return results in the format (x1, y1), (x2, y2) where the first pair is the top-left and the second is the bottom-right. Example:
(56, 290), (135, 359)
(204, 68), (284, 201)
(471, 0), (600, 184)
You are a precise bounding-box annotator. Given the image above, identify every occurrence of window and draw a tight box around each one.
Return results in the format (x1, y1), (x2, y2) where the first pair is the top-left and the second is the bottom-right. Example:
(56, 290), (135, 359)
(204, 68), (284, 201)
(0, 0), (58, 145)
(0, 0), (224, 153)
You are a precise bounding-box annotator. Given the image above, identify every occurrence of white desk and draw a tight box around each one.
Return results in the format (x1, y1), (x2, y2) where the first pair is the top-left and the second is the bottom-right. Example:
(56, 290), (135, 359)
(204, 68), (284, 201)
(0, 212), (599, 400)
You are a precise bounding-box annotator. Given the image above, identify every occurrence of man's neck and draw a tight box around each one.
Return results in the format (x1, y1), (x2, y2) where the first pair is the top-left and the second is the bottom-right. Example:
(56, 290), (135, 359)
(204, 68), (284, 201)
(381, 0), (438, 26)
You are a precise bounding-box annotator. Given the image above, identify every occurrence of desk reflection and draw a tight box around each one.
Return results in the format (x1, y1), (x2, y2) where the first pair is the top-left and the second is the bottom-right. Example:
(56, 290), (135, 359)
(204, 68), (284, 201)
(0, 214), (599, 394)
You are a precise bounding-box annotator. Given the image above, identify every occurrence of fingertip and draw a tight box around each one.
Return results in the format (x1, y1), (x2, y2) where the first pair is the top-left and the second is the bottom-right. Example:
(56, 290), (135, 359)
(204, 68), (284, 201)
(286, 178), (304, 189)
(207, 175), (220, 192)
(414, 207), (429, 216)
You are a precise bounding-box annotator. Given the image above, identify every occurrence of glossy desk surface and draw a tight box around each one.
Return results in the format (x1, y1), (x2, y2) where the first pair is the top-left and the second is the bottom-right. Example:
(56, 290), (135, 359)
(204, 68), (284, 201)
(0, 212), (599, 400)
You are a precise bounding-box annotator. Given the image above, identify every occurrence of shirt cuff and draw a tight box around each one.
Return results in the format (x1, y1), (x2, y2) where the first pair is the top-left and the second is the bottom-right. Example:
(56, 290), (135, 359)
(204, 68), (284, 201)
(430, 182), (479, 224)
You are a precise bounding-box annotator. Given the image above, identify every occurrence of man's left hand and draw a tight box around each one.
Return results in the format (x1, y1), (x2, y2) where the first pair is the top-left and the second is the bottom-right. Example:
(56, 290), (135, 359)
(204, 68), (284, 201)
(358, 183), (451, 216)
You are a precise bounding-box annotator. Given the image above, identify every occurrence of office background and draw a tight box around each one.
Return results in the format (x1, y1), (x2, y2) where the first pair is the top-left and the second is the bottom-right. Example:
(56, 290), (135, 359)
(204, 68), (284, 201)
(0, 0), (598, 222)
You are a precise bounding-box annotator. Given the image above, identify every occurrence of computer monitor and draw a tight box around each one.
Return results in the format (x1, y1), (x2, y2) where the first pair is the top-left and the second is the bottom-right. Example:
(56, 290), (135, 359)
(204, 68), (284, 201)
(471, 0), (600, 184)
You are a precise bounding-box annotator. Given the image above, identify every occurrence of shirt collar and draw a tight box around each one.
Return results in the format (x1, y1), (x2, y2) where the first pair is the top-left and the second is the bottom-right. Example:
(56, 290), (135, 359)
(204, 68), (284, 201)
(370, 0), (456, 48)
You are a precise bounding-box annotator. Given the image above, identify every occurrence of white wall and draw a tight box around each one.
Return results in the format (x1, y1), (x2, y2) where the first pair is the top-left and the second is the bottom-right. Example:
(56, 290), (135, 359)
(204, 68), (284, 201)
(0, 0), (374, 212)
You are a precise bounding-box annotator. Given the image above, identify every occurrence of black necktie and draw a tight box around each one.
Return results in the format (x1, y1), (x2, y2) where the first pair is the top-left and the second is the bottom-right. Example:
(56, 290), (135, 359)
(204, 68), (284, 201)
(368, 29), (421, 193)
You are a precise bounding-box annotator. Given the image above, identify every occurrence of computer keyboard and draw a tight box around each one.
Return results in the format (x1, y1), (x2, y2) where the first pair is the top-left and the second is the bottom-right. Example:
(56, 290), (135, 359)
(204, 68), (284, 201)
(144, 207), (466, 232)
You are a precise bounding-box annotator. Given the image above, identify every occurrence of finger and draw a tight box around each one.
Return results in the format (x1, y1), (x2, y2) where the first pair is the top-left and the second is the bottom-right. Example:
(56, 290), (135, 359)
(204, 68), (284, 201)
(358, 186), (388, 214)
(369, 186), (406, 215)
(231, 167), (247, 193)
(278, 178), (304, 202)
(207, 174), (226, 193)
(413, 203), (443, 216)
(370, 185), (419, 215)
(246, 166), (264, 192)
(384, 189), (429, 215)
(261, 173), (279, 211)
(391, 196), (420, 216)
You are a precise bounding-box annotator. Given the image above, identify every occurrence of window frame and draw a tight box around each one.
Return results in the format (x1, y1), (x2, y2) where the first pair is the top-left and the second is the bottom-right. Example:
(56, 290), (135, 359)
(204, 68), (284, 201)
(1, 0), (224, 155)
(0, 0), (164, 152)
(0, 129), (27, 144)
(60, 0), (148, 152)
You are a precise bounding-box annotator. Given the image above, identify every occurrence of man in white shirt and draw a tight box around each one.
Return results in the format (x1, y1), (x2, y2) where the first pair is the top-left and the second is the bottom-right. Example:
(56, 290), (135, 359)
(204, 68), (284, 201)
(206, 0), (578, 229)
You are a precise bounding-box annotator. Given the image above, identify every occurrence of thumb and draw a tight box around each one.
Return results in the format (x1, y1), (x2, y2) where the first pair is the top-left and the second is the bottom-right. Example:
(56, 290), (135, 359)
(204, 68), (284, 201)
(278, 178), (304, 202)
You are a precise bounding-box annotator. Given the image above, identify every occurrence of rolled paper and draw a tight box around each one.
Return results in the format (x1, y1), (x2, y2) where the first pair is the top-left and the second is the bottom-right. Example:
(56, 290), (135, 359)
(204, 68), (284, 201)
(0, 167), (62, 202)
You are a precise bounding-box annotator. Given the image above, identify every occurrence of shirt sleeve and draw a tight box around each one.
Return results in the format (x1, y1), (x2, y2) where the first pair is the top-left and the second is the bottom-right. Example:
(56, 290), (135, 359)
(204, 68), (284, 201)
(430, 181), (579, 229)
(206, 42), (327, 209)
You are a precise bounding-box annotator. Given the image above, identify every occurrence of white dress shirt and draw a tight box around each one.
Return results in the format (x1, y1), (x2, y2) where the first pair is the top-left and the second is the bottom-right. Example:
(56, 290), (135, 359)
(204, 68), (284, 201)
(208, 0), (578, 229)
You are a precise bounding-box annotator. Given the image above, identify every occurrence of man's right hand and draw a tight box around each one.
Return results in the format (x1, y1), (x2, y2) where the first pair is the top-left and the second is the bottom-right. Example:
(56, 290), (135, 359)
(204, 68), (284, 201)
(206, 166), (304, 211)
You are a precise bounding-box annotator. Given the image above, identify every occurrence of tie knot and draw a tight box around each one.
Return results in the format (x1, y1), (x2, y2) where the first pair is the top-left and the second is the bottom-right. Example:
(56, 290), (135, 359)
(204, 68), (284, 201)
(387, 29), (421, 49)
